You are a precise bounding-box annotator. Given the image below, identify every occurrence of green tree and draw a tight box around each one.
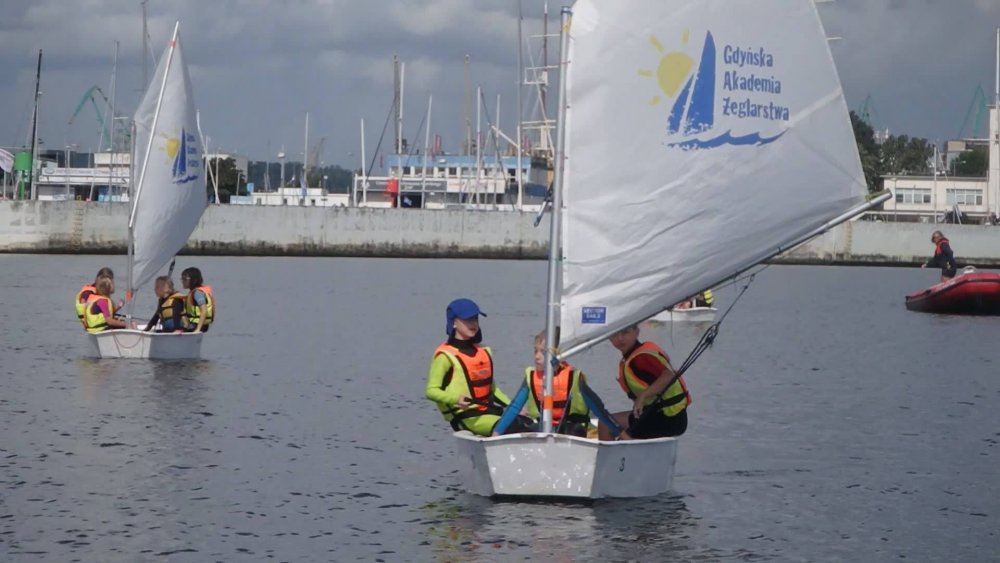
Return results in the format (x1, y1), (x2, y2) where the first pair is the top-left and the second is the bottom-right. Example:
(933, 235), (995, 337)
(850, 110), (881, 192)
(950, 147), (988, 177)
(880, 134), (933, 176)
(206, 157), (239, 203)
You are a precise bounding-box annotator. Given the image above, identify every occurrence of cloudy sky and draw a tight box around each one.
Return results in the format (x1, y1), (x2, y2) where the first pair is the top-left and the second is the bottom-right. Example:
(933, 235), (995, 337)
(2, 0), (999, 168)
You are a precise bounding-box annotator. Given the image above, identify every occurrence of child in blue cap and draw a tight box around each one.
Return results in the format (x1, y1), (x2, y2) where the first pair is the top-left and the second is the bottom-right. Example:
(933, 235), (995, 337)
(425, 298), (519, 436)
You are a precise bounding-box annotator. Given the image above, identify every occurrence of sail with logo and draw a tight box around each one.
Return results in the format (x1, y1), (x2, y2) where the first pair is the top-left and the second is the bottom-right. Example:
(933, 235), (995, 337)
(557, 0), (889, 356)
(452, 0), (890, 499)
(87, 22), (209, 360)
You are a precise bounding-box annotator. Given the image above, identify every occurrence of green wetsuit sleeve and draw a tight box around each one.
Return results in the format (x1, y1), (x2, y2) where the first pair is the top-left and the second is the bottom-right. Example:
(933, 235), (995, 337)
(492, 385), (511, 407)
(425, 353), (459, 407)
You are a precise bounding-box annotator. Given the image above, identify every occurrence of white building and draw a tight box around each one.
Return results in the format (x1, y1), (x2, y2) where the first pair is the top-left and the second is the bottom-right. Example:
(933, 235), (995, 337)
(882, 174), (989, 223)
(234, 186), (349, 207)
(882, 104), (999, 224)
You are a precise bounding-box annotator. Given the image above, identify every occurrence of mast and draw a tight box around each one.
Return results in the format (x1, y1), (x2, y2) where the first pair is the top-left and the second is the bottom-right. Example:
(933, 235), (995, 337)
(542, 2), (549, 116)
(398, 62), (405, 155)
(129, 23), (180, 312)
(993, 27), (1000, 218)
(464, 54), (471, 155)
(422, 96), (433, 197)
(540, 7), (572, 434)
(141, 0), (149, 88)
(516, 0), (524, 209)
(360, 118), (366, 206)
(107, 41), (120, 197)
(303, 111), (310, 200)
(475, 85), (482, 204)
(932, 144), (938, 225)
(28, 50), (42, 201)
(393, 55), (401, 155)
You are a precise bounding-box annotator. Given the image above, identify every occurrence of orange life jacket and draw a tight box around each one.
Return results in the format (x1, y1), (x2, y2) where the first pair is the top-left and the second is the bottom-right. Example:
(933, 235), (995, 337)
(529, 363), (573, 427)
(434, 343), (495, 413)
(934, 238), (949, 256)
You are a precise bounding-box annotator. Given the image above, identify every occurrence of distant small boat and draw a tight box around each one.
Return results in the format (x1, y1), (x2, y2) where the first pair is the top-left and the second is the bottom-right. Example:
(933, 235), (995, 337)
(650, 306), (718, 324)
(905, 267), (1000, 315)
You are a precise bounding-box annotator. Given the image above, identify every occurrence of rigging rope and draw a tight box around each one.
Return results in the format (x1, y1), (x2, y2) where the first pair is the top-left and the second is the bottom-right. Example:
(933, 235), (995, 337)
(674, 272), (756, 378)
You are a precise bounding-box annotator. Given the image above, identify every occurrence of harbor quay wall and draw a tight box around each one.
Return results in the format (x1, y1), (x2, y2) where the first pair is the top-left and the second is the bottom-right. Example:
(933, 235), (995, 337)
(0, 201), (548, 258)
(2, 201), (1000, 266)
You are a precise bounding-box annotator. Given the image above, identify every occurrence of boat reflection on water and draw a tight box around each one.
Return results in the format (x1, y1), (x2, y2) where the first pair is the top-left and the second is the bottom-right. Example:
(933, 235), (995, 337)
(420, 493), (696, 561)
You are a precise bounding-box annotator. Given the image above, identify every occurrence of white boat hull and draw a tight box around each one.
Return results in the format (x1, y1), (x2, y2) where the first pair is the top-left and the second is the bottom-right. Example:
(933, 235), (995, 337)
(651, 306), (717, 324)
(453, 432), (677, 498)
(86, 329), (204, 360)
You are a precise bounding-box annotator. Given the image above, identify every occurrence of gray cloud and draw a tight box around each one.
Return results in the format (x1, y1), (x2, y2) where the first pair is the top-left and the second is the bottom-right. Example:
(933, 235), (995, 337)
(2, 0), (999, 167)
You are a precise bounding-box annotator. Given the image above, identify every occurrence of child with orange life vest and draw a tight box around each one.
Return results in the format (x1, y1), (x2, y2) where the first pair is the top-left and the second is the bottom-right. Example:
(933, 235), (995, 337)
(425, 298), (529, 436)
(598, 324), (691, 441)
(492, 330), (622, 438)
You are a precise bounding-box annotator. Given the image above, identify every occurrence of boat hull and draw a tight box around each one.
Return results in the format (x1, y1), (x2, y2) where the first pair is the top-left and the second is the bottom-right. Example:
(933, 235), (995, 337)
(453, 431), (677, 499)
(905, 272), (1000, 315)
(86, 329), (204, 359)
(651, 306), (717, 323)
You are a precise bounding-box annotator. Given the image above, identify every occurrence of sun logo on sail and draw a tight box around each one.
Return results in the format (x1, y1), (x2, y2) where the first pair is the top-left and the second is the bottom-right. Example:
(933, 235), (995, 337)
(158, 128), (200, 184)
(637, 32), (694, 107)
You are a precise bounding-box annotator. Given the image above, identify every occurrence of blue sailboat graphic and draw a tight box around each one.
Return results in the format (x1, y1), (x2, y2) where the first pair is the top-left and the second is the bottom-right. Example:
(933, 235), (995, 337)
(668, 32), (716, 136)
(665, 32), (785, 150)
(172, 128), (188, 179)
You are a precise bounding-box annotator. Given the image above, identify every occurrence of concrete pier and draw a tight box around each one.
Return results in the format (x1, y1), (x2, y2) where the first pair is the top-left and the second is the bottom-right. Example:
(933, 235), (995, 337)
(2, 201), (1000, 266)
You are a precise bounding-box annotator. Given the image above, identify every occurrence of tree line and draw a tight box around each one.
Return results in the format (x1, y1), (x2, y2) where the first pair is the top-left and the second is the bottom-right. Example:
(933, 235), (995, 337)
(851, 110), (989, 193)
(205, 158), (354, 203)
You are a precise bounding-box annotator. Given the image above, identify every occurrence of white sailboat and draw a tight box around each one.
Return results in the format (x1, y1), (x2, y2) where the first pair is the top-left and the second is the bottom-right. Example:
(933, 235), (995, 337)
(454, 0), (890, 498)
(87, 23), (208, 360)
(651, 306), (718, 324)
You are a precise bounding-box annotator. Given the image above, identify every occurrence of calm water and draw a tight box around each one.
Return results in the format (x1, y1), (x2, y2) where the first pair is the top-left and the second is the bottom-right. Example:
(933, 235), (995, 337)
(1, 256), (997, 562)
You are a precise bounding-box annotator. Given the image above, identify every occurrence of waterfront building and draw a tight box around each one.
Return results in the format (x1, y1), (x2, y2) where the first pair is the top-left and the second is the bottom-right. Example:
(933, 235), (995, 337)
(352, 153), (549, 210)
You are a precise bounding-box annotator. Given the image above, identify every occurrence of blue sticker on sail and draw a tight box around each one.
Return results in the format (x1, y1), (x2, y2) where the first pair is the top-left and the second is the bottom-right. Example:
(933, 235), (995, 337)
(581, 307), (607, 324)
(646, 30), (788, 150)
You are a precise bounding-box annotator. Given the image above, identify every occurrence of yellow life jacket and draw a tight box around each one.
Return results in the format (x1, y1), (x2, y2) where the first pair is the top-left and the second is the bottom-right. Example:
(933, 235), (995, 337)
(185, 285), (215, 326)
(525, 363), (590, 430)
(75, 284), (97, 326)
(159, 292), (186, 327)
(617, 342), (691, 417)
(84, 294), (113, 334)
(700, 289), (714, 306)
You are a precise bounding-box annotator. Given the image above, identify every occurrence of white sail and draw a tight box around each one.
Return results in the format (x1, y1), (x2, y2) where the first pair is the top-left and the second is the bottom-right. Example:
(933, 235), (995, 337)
(131, 25), (206, 291)
(558, 0), (867, 353)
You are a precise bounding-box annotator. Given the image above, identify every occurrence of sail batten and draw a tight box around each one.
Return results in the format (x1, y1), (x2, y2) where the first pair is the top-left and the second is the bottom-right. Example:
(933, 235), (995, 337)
(558, 0), (869, 353)
(130, 23), (206, 293)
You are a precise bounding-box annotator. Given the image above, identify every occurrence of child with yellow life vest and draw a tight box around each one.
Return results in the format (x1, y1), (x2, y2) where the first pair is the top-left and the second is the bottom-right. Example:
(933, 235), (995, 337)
(493, 330), (622, 438)
(139, 276), (188, 333)
(425, 298), (529, 436)
(599, 324), (691, 441)
(75, 267), (116, 327)
(181, 267), (214, 332)
(83, 277), (128, 333)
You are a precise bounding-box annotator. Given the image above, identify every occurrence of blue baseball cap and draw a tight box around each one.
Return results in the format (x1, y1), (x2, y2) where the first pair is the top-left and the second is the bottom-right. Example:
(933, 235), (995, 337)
(446, 298), (486, 335)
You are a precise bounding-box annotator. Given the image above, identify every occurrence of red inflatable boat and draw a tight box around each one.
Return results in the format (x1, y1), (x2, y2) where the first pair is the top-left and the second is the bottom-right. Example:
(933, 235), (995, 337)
(905, 269), (1000, 315)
